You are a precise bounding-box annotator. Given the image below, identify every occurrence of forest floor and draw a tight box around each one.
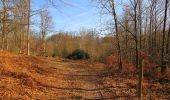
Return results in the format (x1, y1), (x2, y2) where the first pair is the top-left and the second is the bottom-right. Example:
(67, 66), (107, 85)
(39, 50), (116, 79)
(0, 52), (169, 100)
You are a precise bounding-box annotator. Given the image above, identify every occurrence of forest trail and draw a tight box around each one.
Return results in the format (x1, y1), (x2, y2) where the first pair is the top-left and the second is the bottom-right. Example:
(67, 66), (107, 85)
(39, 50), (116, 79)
(45, 59), (140, 100)
(1, 53), (169, 99)
(47, 58), (110, 99)
(0, 53), (114, 99)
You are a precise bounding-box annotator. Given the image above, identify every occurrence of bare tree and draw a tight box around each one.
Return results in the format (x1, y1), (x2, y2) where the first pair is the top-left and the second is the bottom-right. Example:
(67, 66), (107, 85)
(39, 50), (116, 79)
(166, 21), (170, 54)
(109, 0), (122, 71)
(27, 0), (31, 55)
(138, 0), (143, 99)
(94, 0), (123, 70)
(1, 0), (7, 51)
(133, 0), (139, 69)
(161, 0), (168, 73)
(166, 8), (170, 58)
(39, 8), (53, 55)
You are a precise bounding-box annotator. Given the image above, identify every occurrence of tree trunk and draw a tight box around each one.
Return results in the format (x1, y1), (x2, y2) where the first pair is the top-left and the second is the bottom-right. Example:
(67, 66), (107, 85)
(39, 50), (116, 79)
(166, 24), (170, 54)
(144, 12), (148, 50)
(154, 0), (157, 54)
(149, 6), (153, 56)
(138, 0), (143, 99)
(110, 0), (122, 71)
(2, 0), (7, 51)
(27, 0), (31, 55)
(161, 0), (168, 73)
(134, 2), (138, 69)
(138, 59), (144, 99)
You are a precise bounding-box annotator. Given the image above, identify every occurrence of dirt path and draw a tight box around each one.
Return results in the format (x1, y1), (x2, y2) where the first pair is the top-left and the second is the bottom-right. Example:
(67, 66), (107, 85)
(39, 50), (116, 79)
(0, 55), (117, 100)
(1, 53), (169, 100)
(48, 59), (109, 99)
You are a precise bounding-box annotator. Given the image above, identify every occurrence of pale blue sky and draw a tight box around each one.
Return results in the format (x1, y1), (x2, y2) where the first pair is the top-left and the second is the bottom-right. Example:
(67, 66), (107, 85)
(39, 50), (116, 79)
(32, 0), (101, 32)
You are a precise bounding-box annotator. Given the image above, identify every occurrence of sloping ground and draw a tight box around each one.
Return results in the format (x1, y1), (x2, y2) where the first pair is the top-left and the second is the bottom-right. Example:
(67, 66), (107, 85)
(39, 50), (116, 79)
(0, 52), (65, 99)
(0, 52), (169, 99)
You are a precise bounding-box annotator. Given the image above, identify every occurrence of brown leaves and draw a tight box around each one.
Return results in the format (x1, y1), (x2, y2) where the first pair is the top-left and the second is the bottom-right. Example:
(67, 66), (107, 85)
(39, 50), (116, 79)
(105, 54), (118, 68)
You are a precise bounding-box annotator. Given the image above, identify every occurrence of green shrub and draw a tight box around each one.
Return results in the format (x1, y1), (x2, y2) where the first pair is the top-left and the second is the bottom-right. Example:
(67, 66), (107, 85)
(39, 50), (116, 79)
(52, 53), (56, 57)
(67, 49), (90, 60)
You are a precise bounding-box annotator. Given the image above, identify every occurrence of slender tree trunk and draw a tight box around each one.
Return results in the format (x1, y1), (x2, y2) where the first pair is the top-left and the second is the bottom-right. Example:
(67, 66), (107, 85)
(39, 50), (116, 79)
(166, 24), (170, 54)
(6, 35), (8, 51)
(138, 58), (144, 99)
(149, 6), (153, 56)
(154, 0), (157, 54)
(144, 12), (148, 49)
(27, 0), (31, 55)
(138, 0), (143, 99)
(42, 33), (46, 55)
(15, 0), (21, 53)
(125, 30), (128, 58)
(124, 9), (129, 60)
(134, 2), (138, 69)
(161, 0), (168, 73)
(110, 0), (122, 71)
(139, 1), (142, 49)
(2, 0), (7, 51)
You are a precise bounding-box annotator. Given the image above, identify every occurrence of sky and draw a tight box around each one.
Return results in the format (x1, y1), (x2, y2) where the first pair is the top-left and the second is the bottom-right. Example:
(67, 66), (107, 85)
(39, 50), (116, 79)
(32, 0), (101, 33)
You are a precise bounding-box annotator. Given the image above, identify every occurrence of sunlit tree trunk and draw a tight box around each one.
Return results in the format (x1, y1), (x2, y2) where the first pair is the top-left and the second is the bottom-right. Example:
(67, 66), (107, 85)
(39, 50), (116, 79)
(27, 0), (31, 55)
(14, 0), (20, 53)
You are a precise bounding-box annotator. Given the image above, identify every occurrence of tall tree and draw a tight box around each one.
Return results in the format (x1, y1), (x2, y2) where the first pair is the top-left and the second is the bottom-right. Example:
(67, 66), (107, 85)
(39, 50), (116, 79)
(138, 0), (143, 99)
(166, 22), (170, 54)
(153, 0), (158, 54)
(27, 0), (31, 55)
(166, 8), (170, 56)
(128, 0), (139, 69)
(1, 0), (7, 51)
(109, 0), (122, 71)
(39, 8), (52, 55)
(161, 0), (168, 73)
